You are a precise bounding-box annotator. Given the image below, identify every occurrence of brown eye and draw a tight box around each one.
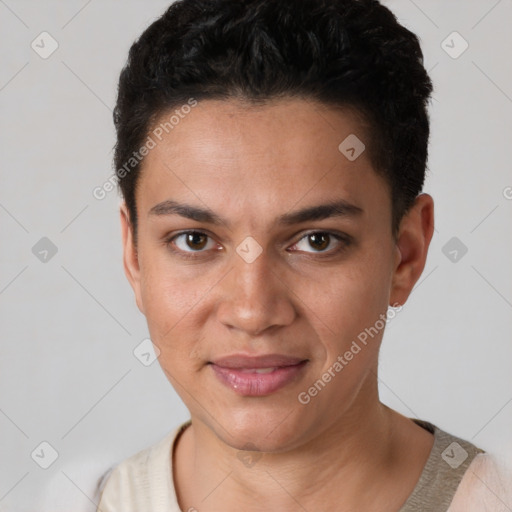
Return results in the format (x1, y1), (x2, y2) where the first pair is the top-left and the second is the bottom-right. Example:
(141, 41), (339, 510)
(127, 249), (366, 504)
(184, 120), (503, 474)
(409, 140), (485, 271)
(171, 231), (216, 253)
(308, 233), (330, 251)
(290, 231), (349, 255)
(185, 232), (208, 250)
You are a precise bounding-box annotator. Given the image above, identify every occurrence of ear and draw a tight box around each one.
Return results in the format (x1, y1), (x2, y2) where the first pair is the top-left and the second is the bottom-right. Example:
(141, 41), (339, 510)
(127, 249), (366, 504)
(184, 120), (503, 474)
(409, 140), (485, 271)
(120, 202), (145, 314)
(389, 193), (435, 306)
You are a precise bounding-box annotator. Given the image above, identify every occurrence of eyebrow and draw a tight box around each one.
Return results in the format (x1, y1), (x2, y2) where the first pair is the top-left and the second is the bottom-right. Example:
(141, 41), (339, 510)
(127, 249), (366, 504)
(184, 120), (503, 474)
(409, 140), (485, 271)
(148, 198), (363, 227)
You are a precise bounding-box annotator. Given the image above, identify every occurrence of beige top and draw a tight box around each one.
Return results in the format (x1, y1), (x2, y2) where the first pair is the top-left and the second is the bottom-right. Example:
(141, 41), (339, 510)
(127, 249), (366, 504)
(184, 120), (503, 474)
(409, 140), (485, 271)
(96, 418), (511, 511)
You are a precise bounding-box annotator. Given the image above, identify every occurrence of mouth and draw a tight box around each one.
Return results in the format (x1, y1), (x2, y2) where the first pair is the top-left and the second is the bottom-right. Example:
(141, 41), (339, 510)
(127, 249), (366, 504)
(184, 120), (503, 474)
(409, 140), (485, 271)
(208, 354), (309, 396)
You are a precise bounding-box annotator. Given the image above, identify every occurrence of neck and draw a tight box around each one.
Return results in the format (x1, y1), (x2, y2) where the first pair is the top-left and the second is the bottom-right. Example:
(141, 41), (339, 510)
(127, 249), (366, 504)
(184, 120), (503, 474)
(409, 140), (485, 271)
(173, 373), (427, 511)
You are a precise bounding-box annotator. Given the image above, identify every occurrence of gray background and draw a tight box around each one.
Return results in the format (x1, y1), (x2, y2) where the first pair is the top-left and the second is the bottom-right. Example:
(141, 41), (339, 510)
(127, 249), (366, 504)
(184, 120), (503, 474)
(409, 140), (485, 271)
(1, 0), (511, 510)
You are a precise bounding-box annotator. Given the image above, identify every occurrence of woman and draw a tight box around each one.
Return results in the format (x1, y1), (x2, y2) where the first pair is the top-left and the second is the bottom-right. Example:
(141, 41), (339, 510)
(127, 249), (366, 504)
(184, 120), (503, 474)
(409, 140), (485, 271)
(97, 0), (511, 510)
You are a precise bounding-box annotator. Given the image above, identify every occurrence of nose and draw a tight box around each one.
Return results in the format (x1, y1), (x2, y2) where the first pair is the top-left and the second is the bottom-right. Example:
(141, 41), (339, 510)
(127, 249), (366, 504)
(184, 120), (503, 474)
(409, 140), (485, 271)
(215, 246), (296, 336)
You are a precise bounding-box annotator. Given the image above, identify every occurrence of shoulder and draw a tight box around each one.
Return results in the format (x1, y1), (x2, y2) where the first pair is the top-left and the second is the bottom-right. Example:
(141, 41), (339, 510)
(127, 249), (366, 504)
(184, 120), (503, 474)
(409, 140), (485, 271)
(448, 452), (512, 512)
(96, 421), (190, 512)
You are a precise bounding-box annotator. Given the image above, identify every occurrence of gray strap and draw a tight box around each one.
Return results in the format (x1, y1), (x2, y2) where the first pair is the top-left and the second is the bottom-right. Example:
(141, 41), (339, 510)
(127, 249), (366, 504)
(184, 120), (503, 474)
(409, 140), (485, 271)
(399, 419), (485, 512)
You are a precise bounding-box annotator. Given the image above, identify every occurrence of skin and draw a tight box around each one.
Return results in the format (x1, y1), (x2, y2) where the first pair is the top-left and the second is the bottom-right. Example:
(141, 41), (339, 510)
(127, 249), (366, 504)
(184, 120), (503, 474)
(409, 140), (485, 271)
(120, 98), (435, 511)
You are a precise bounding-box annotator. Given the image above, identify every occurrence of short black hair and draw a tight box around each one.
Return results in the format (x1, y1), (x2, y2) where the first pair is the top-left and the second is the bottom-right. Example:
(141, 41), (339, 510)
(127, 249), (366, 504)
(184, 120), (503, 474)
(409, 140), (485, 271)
(114, 0), (433, 242)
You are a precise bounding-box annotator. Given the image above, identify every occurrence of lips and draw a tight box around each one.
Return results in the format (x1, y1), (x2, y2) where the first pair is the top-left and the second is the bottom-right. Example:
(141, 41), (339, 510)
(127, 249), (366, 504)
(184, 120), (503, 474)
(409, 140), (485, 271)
(211, 354), (307, 369)
(209, 354), (309, 396)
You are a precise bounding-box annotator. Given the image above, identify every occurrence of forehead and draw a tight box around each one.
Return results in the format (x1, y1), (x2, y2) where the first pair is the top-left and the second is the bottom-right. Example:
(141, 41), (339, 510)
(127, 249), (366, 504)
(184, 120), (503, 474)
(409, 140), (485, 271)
(136, 98), (389, 223)
(146, 98), (371, 167)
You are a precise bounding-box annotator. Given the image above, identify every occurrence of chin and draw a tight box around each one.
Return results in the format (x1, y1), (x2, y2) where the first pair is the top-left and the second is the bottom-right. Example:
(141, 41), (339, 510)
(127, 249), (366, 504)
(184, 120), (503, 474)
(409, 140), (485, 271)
(210, 406), (311, 453)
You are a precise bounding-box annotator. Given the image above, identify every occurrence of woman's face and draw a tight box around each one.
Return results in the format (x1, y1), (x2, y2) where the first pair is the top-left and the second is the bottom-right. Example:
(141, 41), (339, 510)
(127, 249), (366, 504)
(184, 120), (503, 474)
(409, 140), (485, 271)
(121, 98), (404, 452)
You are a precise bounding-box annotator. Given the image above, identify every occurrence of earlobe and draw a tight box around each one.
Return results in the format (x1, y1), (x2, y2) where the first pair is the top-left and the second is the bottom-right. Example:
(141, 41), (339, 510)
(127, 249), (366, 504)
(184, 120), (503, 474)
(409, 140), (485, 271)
(120, 202), (145, 314)
(389, 194), (434, 307)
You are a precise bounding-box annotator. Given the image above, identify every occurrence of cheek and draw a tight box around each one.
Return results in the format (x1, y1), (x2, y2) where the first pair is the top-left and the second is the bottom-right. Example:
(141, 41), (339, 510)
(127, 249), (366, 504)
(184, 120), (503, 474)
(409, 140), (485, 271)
(137, 251), (231, 385)
(138, 254), (202, 352)
(296, 248), (392, 361)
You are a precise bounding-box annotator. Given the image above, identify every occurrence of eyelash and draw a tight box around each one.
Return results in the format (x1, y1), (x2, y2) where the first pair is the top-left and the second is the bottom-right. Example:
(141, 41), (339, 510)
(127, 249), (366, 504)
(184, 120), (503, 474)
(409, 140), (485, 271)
(163, 230), (352, 260)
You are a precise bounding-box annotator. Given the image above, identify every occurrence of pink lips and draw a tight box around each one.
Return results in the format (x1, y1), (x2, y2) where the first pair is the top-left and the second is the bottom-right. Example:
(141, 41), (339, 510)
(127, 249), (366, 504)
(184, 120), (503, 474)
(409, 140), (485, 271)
(210, 354), (308, 396)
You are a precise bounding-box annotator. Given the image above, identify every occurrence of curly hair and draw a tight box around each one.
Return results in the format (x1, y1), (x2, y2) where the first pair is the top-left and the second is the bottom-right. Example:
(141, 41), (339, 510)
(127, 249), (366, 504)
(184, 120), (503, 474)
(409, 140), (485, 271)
(113, 0), (433, 241)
